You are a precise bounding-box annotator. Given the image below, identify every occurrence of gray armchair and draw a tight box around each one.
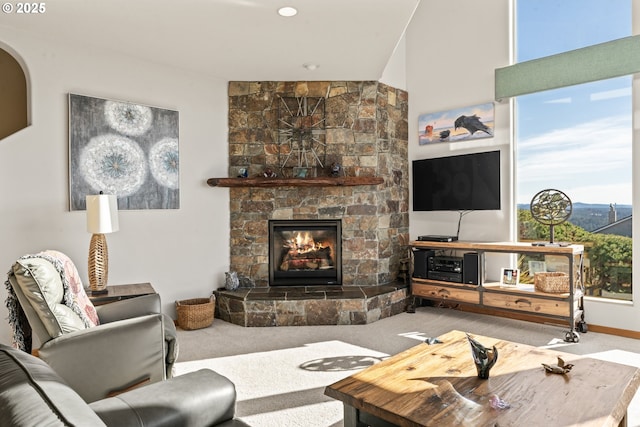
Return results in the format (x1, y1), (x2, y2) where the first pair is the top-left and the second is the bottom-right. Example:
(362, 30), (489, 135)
(0, 343), (250, 426)
(4, 251), (178, 402)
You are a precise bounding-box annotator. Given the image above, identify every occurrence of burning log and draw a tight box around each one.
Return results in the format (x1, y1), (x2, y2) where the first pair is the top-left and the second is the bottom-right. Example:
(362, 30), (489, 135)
(280, 246), (333, 271)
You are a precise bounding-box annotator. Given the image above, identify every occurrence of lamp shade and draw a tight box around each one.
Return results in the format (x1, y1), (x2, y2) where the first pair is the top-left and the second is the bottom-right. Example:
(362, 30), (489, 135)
(86, 194), (119, 234)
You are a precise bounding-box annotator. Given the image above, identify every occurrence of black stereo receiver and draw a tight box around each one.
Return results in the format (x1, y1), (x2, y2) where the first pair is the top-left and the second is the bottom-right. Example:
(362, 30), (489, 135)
(428, 256), (463, 273)
(427, 256), (463, 283)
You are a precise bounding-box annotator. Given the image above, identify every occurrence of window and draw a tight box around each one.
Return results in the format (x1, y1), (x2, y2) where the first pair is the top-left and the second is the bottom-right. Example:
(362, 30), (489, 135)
(515, 0), (633, 300)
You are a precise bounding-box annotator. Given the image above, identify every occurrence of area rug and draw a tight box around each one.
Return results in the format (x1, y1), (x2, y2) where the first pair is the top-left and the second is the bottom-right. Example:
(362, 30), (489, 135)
(175, 337), (640, 427)
(174, 340), (389, 427)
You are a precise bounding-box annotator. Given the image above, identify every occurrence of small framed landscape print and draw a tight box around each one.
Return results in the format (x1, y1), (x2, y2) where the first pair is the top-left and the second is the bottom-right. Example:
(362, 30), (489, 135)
(528, 261), (547, 275)
(501, 268), (520, 287)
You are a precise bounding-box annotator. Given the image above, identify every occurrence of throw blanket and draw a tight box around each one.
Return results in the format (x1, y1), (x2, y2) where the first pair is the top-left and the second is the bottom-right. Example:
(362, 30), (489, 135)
(4, 251), (98, 353)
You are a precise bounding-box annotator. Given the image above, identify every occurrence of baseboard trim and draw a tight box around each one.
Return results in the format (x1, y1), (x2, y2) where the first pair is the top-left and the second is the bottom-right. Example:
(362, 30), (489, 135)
(454, 304), (640, 340)
(586, 324), (640, 340)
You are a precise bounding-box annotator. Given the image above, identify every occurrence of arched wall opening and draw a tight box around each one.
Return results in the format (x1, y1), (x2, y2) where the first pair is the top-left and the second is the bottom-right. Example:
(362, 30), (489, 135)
(0, 45), (29, 140)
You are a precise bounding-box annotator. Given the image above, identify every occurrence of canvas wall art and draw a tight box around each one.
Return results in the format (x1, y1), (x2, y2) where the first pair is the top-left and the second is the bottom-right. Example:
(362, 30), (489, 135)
(69, 94), (179, 210)
(418, 102), (494, 145)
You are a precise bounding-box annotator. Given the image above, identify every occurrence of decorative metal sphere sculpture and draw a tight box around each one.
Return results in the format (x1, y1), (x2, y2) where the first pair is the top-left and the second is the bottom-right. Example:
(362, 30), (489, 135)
(530, 189), (572, 244)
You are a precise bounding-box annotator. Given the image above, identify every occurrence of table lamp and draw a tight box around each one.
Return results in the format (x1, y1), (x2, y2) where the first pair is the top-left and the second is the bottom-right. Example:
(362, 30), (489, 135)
(86, 193), (119, 294)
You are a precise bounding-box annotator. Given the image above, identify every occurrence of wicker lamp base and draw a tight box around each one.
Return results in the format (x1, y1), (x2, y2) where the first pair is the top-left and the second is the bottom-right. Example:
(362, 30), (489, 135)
(88, 233), (109, 294)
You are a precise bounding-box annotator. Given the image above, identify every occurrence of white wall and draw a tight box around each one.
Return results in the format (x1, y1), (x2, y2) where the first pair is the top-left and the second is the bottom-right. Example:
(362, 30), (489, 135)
(406, 0), (640, 333)
(406, 0), (511, 243)
(0, 27), (230, 344)
(380, 34), (407, 90)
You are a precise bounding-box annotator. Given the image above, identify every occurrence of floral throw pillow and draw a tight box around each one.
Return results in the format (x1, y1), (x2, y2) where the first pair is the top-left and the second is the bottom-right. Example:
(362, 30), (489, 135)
(43, 250), (99, 327)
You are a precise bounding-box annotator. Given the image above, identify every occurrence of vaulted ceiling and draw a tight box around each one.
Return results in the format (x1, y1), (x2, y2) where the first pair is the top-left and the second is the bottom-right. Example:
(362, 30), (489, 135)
(0, 0), (421, 81)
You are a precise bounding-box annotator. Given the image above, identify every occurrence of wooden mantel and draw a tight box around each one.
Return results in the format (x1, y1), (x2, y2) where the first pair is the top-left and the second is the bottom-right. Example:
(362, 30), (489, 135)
(207, 176), (384, 188)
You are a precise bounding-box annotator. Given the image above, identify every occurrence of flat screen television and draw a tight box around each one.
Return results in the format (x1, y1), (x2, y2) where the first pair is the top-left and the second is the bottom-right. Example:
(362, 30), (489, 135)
(412, 150), (501, 211)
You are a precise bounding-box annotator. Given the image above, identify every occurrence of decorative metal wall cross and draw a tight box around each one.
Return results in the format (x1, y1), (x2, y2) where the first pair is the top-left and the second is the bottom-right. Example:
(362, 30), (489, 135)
(277, 96), (326, 176)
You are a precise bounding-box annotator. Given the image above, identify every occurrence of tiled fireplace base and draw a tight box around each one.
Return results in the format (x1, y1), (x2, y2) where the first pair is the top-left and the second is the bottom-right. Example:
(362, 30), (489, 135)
(214, 283), (408, 327)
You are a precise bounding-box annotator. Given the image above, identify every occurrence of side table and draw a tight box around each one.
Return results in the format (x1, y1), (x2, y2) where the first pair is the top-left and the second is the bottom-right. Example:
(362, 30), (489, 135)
(88, 283), (156, 306)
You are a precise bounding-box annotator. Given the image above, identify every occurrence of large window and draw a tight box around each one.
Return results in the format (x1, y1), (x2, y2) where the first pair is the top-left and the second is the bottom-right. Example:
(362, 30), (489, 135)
(515, 0), (633, 300)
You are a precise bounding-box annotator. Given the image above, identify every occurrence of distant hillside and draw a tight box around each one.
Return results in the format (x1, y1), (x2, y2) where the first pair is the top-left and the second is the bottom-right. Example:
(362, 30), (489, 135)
(518, 203), (632, 232)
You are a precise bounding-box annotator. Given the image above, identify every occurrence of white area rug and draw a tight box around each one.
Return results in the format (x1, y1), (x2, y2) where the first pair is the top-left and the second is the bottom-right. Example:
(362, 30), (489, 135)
(174, 340), (388, 427)
(176, 339), (640, 427)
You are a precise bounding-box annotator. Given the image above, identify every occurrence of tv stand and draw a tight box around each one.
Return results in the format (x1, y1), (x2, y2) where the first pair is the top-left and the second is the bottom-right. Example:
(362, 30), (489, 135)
(410, 240), (585, 342)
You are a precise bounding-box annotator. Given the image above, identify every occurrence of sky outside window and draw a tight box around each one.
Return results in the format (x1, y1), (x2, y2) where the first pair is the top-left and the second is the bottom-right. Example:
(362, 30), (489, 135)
(516, 0), (632, 205)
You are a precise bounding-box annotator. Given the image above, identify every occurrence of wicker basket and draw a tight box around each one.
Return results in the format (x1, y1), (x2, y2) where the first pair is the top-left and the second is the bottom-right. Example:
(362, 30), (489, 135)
(534, 272), (570, 293)
(176, 296), (215, 330)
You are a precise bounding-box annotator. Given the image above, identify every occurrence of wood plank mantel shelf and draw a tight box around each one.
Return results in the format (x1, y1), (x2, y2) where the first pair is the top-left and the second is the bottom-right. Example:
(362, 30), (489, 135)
(206, 176), (384, 188)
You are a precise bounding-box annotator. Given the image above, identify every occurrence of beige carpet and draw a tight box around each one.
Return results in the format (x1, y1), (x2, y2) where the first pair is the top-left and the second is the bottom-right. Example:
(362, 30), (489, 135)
(175, 306), (640, 427)
(175, 340), (386, 426)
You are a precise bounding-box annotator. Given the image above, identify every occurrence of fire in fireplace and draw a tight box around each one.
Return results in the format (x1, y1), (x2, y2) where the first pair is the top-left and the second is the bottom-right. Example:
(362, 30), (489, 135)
(269, 219), (342, 286)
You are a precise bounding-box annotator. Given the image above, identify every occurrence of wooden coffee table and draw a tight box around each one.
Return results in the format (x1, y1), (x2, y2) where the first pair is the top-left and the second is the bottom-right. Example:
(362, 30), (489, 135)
(325, 330), (640, 427)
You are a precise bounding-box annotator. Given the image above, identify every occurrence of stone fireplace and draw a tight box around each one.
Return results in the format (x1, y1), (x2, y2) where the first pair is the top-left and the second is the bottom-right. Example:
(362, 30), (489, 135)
(213, 80), (410, 326)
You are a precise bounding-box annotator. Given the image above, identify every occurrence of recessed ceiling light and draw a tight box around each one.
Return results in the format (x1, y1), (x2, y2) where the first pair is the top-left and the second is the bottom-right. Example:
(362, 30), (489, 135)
(303, 63), (318, 71)
(278, 6), (298, 17)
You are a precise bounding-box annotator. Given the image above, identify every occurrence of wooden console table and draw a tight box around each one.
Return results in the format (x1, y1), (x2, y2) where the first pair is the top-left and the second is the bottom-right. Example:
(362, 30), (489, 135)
(325, 330), (640, 427)
(88, 283), (156, 306)
(411, 241), (585, 342)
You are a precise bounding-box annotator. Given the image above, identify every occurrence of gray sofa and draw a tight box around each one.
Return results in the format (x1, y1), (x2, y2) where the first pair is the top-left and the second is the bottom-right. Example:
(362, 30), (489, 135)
(0, 343), (251, 427)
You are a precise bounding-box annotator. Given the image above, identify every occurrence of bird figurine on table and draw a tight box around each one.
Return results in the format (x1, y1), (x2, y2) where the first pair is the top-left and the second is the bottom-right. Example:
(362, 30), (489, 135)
(542, 356), (574, 375)
(466, 333), (498, 379)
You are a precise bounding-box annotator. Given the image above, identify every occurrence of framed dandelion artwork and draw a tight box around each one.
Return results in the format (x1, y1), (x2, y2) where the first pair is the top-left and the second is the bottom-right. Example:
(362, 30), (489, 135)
(69, 94), (179, 210)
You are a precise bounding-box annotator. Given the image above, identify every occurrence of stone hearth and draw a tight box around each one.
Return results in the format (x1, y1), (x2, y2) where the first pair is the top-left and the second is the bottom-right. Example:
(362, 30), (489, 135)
(215, 283), (408, 327)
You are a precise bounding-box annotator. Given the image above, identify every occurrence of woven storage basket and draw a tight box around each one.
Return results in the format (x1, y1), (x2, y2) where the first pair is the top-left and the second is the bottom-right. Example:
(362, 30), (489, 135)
(534, 272), (570, 293)
(176, 296), (215, 330)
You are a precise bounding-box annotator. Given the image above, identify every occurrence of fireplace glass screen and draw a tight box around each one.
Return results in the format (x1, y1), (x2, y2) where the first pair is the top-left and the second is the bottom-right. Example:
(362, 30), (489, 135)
(269, 220), (342, 286)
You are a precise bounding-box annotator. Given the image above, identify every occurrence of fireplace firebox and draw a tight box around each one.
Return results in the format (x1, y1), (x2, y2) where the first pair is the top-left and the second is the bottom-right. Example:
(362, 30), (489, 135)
(269, 220), (342, 286)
